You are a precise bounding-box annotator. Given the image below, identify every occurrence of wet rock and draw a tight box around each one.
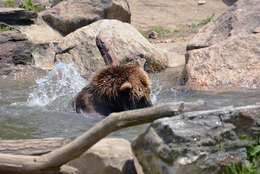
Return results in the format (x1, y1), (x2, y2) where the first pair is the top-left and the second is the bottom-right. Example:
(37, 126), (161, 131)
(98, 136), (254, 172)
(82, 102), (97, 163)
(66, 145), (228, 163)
(185, 0), (260, 90)
(0, 8), (37, 24)
(41, 0), (131, 35)
(0, 63), (46, 85)
(55, 19), (168, 76)
(0, 26), (56, 81)
(32, 42), (57, 69)
(68, 138), (143, 174)
(132, 104), (260, 174)
(0, 30), (34, 65)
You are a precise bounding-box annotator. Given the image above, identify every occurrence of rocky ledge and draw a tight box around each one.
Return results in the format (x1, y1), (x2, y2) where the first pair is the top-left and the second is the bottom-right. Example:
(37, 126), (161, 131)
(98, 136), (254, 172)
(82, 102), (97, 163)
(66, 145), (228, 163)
(132, 104), (260, 174)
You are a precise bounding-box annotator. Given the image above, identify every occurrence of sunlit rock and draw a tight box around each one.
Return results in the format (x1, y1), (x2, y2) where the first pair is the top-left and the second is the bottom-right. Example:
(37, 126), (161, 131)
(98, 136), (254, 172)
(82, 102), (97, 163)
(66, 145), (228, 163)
(132, 104), (260, 174)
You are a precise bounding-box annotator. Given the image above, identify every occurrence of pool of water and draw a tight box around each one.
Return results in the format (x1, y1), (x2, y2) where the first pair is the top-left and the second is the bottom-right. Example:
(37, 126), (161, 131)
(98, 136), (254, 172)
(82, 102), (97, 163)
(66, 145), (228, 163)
(0, 62), (259, 140)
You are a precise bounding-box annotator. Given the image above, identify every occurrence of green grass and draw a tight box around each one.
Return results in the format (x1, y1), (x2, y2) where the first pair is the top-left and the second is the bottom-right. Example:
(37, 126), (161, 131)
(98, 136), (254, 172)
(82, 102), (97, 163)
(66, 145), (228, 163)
(188, 14), (214, 29)
(138, 29), (145, 37)
(151, 26), (170, 36)
(4, 0), (15, 7)
(228, 145), (260, 174)
(0, 26), (13, 32)
(19, 0), (41, 12)
(174, 29), (180, 33)
(1, 0), (44, 12)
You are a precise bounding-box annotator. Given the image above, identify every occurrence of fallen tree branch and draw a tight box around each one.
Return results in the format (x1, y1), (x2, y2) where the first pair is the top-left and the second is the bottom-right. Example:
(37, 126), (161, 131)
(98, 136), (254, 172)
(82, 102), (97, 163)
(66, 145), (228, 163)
(0, 101), (205, 174)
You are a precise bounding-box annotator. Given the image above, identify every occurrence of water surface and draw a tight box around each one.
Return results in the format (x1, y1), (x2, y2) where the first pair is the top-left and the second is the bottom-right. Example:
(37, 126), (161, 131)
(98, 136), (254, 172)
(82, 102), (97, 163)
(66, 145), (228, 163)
(0, 62), (259, 140)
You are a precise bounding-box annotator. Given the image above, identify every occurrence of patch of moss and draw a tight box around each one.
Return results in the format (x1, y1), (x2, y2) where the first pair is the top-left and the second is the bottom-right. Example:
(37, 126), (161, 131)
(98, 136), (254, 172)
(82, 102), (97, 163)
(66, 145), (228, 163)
(151, 26), (170, 36)
(188, 14), (214, 29)
(0, 26), (13, 32)
(138, 29), (146, 37)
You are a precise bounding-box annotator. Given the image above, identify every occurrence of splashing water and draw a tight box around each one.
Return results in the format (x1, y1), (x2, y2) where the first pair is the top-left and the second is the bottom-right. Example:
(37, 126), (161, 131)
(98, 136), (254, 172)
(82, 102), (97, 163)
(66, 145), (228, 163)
(150, 78), (162, 104)
(27, 62), (87, 111)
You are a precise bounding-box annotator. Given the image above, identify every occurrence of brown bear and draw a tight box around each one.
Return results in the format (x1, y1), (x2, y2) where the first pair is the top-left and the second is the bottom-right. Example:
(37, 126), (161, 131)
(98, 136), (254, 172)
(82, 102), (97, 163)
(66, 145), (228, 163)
(73, 60), (153, 116)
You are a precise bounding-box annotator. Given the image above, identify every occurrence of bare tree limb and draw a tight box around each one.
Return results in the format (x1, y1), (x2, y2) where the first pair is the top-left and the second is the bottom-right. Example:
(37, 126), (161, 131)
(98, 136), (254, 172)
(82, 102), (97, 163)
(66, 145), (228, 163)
(0, 101), (205, 174)
(96, 35), (119, 66)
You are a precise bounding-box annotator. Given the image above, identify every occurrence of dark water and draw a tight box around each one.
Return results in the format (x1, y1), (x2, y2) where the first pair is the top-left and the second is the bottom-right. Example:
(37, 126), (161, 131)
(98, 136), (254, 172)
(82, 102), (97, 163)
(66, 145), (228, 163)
(0, 62), (259, 140)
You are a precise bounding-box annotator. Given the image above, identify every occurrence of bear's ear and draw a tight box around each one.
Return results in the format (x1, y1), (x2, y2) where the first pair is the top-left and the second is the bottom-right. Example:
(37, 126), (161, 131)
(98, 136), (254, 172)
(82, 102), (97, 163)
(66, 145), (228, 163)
(135, 59), (141, 67)
(120, 81), (132, 91)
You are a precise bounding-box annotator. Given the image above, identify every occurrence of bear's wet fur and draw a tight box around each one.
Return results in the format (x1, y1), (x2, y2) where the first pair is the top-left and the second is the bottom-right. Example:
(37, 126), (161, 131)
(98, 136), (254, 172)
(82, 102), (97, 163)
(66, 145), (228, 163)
(74, 60), (152, 116)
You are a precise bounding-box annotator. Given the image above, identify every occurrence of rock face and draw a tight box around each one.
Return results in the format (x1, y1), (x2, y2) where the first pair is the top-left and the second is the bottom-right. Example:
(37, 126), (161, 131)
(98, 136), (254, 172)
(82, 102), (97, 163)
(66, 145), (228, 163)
(184, 0), (260, 90)
(0, 8), (37, 24)
(68, 138), (143, 174)
(132, 104), (260, 174)
(41, 0), (131, 35)
(0, 23), (53, 81)
(55, 19), (168, 76)
(0, 29), (34, 65)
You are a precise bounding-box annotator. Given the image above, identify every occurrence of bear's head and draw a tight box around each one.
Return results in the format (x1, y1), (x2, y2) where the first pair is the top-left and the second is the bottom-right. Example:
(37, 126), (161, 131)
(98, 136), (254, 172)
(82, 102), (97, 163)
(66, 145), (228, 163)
(87, 60), (152, 112)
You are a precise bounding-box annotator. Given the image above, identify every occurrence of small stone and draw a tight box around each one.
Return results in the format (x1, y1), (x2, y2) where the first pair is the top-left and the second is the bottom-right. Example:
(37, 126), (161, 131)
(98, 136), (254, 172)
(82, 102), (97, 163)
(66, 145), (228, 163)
(198, 0), (206, 5)
(253, 26), (260, 33)
(148, 31), (159, 39)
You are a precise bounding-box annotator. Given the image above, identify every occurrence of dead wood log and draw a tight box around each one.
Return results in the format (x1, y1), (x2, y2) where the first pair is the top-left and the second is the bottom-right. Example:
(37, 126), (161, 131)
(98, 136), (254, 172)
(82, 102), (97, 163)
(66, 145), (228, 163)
(96, 35), (119, 66)
(0, 101), (205, 174)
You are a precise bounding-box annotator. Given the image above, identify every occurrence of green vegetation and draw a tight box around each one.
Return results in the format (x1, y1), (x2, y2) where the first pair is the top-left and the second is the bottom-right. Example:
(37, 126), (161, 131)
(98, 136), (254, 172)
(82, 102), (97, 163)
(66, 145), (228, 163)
(151, 26), (170, 36)
(138, 29), (145, 37)
(18, 0), (41, 12)
(174, 29), (180, 33)
(0, 26), (13, 32)
(0, 0), (44, 12)
(188, 14), (214, 29)
(228, 145), (260, 174)
(4, 0), (15, 7)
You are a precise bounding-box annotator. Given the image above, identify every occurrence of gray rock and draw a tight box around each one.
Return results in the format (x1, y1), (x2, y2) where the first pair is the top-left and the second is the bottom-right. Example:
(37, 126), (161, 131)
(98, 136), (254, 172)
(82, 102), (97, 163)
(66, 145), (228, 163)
(222, 0), (238, 6)
(68, 138), (144, 174)
(41, 0), (131, 35)
(184, 0), (260, 90)
(0, 26), (53, 82)
(148, 31), (159, 39)
(55, 19), (168, 76)
(132, 104), (260, 174)
(0, 30), (34, 65)
(0, 8), (37, 24)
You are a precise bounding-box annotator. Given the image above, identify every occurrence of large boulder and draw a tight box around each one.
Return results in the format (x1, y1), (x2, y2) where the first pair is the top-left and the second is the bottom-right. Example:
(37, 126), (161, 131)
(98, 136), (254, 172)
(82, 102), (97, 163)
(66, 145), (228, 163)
(0, 23), (54, 82)
(184, 0), (260, 90)
(0, 8), (37, 24)
(0, 29), (34, 65)
(55, 19), (168, 76)
(68, 138), (143, 174)
(132, 104), (260, 174)
(41, 0), (131, 35)
(0, 138), (143, 174)
(0, 24), (57, 69)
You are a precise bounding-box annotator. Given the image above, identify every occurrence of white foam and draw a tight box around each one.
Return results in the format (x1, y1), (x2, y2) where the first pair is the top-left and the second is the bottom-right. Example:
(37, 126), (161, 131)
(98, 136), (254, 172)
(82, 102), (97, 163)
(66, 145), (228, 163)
(26, 62), (86, 110)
